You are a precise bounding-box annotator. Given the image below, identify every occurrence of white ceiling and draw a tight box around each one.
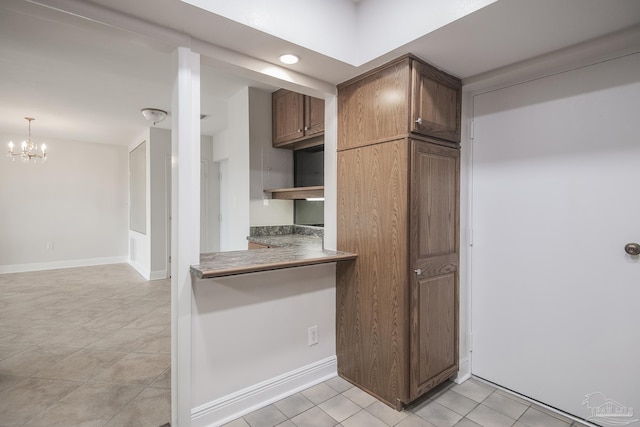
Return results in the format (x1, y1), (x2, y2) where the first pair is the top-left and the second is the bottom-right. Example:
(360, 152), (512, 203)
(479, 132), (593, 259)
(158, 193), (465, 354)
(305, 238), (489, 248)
(1, 0), (639, 147)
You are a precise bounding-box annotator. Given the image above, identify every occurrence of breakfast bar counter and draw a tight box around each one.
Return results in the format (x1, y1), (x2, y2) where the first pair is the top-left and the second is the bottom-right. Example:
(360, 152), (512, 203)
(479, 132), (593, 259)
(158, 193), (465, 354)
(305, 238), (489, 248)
(191, 246), (356, 279)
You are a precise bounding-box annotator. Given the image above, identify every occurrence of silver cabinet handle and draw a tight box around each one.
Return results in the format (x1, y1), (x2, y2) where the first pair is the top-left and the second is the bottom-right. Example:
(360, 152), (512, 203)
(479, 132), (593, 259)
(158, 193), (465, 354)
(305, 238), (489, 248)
(304, 126), (309, 131)
(297, 129), (302, 133)
(415, 117), (423, 125)
(414, 269), (422, 275)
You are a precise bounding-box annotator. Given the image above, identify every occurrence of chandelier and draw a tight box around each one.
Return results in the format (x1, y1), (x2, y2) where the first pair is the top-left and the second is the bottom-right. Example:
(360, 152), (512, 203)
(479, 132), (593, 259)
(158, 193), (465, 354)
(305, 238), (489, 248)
(7, 117), (47, 163)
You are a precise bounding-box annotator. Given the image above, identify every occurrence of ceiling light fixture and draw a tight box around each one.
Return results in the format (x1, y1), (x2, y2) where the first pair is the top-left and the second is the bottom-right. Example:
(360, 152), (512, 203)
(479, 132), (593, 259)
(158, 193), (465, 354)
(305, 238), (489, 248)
(7, 117), (47, 163)
(279, 54), (299, 65)
(141, 108), (168, 125)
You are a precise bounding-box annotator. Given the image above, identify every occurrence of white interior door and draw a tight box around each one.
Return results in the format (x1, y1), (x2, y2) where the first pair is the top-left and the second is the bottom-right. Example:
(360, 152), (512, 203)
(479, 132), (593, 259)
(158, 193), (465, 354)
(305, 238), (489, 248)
(471, 53), (640, 425)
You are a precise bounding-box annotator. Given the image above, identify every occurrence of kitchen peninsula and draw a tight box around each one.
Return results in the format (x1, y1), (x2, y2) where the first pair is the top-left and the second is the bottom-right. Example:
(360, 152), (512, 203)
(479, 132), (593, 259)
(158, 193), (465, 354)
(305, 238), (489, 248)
(191, 225), (355, 279)
(189, 226), (356, 426)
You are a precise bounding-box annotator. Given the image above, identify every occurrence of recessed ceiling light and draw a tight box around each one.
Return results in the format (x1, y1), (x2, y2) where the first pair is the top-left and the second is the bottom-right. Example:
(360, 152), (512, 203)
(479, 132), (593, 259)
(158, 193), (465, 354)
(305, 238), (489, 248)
(279, 54), (299, 65)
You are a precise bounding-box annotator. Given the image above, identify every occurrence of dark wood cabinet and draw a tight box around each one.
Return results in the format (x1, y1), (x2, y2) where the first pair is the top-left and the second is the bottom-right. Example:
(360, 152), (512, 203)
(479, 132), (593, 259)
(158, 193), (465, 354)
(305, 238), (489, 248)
(336, 55), (461, 409)
(272, 89), (324, 149)
(411, 60), (462, 143)
(272, 89), (304, 145)
(337, 55), (461, 151)
(409, 141), (459, 400)
(304, 95), (325, 137)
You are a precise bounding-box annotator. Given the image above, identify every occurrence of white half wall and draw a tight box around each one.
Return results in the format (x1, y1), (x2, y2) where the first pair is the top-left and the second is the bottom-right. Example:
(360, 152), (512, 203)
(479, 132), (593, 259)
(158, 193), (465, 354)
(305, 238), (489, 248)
(0, 134), (128, 273)
(191, 263), (337, 426)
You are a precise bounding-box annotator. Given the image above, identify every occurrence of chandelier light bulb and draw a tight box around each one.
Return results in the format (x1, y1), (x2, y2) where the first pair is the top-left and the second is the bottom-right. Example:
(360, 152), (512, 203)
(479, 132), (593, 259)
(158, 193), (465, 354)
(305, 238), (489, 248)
(6, 117), (48, 163)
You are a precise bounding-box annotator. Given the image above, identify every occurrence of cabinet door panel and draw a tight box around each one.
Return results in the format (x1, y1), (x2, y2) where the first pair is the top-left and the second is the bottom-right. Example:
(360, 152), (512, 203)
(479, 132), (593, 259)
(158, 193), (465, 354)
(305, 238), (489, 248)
(273, 89), (304, 145)
(337, 139), (410, 406)
(305, 96), (325, 136)
(410, 140), (459, 400)
(338, 58), (410, 150)
(416, 273), (456, 389)
(411, 60), (461, 143)
(416, 149), (458, 257)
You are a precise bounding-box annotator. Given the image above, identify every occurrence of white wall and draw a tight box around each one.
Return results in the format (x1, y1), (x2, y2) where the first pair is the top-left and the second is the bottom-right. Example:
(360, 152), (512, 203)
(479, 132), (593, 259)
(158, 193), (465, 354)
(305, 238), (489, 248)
(455, 91), (473, 383)
(150, 128), (172, 278)
(191, 263), (337, 427)
(323, 95), (338, 250)
(128, 132), (150, 278)
(225, 88), (251, 250)
(215, 87), (292, 248)
(182, 0), (496, 66)
(470, 51), (640, 420)
(249, 87), (294, 226)
(458, 29), (640, 392)
(0, 135), (128, 273)
(355, 0), (496, 65)
(201, 135), (220, 252)
(212, 131), (229, 251)
(212, 130), (229, 162)
(128, 128), (172, 280)
(183, 0), (358, 64)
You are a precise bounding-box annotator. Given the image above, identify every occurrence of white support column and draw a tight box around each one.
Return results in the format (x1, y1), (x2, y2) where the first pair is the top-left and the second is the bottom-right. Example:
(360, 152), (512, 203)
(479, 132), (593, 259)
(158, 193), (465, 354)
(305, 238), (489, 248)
(171, 46), (200, 427)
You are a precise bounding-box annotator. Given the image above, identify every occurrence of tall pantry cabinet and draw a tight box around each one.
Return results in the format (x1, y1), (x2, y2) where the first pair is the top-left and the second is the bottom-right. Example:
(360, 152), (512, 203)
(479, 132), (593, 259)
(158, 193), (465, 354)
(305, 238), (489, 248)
(336, 55), (461, 409)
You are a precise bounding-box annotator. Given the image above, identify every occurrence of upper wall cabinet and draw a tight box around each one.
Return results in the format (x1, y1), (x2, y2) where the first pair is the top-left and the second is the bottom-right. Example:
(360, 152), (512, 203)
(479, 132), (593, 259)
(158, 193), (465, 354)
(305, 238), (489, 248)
(338, 55), (461, 151)
(304, 95), (325, 137)
(272, 89), (324, 150)
(411, 60), (461, 143)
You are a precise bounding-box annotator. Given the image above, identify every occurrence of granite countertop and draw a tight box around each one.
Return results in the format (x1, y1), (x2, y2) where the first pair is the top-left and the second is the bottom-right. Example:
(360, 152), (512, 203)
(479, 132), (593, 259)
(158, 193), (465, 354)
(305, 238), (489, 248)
(191, 225), (357, 279)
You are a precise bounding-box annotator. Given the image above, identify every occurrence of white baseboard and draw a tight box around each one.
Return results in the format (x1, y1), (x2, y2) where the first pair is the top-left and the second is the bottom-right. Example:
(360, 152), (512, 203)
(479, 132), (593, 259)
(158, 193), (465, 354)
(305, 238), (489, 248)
(454, 357), (471, 384)
(150, 270), (168, 280)
(0, 256), (128, 274)
(191, 356), (337, 427)
(128, 260), (150, 280)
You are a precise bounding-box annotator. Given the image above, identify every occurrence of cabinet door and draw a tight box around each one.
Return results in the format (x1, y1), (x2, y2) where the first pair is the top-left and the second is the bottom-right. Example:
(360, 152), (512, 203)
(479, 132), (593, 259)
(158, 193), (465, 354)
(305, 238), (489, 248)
(305, 96), (325, 137)
(409, 140), (459, 400)
(273, 89), (304, 145)
(411, 60), (461, 143)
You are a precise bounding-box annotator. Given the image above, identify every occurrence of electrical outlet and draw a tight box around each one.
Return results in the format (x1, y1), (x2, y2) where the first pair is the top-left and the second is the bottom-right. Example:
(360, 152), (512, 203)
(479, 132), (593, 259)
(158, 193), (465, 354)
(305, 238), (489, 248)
(308, 325), (318, 346)
(46, 242), (54, 250)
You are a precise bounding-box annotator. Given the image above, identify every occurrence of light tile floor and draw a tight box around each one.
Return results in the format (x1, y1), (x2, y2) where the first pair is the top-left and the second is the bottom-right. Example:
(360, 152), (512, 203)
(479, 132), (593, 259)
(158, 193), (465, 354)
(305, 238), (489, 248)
(0, 264), (170, 427)
(224, 377), (592, 427)
(1, 264), (593, 427)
